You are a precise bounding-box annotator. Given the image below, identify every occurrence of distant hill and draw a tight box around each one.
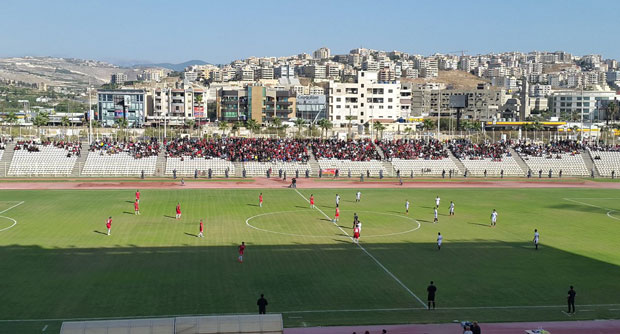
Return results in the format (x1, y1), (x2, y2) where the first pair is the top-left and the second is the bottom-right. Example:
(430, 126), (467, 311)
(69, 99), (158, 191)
(132, 60), (209, 71)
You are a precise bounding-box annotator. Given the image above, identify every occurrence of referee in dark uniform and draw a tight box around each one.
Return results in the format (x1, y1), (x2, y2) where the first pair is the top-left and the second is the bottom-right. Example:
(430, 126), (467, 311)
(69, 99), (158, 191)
(257, 294), (268, 314)
(567, 286), (576, 313)
(427, 281), (437, 310)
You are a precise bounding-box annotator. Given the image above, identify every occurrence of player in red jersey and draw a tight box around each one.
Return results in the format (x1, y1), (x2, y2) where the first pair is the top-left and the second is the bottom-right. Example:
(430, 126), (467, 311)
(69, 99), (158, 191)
(238, 242), (246, 263)
(176, 203), (182, 220)
(134, 200), (140, 215)
(259, 193), (263, 208)
(309, 194), (315, 208)
(135, 189), (140, 203)
(198, 219), (204, 238)
(334, 207), (340, 222)
(353, 225), (360, 243)
(106, 216), (112, 236)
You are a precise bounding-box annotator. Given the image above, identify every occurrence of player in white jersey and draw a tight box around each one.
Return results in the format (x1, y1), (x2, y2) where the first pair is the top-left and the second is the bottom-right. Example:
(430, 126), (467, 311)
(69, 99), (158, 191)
(433, 207), (438, 223)
(405, 200), (410, 214)
(435, 196), (441, 207)
(356, 191), (361, 202)
(449, 201), (455, 216)
(437, 232), (443, 250)
(491, 209), (498, 227)
(356, 221), (362, 232)
(336, 194), (340, 207)
(533, 229), (539, 250)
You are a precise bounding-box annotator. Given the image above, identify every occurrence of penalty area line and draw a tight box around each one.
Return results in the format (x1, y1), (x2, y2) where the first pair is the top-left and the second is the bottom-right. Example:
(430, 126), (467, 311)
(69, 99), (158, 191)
(293, 188), (428, 309)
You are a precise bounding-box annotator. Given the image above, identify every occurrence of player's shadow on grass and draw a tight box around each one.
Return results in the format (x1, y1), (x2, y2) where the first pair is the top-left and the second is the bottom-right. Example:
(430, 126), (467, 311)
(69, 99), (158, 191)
(184, 232), (198, 237)
(467, 222), (490, 227)
(125, 201), (134, 204)
(417, 219), (435, 224)
(123, 211), (134, 215)
(548, 203), (610, 213)
(246, 204), (260, 207)
(93, 230), (107, 235)
(163, 215), (176, 219)
(294, 205), (309, 209)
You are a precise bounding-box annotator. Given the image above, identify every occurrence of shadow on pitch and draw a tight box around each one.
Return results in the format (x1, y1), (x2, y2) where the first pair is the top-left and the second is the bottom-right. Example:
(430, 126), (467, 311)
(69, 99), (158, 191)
(184, 232), (198, 237)
(163, 215), (176, 219)
(246, 204), (259, 207)
(93, 230), (107, 235)
(467, 222), (490, 227)
(123, 211), (134, 215)
(125, 200), (134, 204)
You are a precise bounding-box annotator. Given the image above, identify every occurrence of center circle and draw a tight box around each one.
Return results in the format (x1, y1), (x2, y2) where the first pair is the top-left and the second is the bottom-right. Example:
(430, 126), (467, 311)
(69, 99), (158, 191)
(245, 209), (421, 238)
(607, 210), (620, 221)
(0, 216), (17, 232)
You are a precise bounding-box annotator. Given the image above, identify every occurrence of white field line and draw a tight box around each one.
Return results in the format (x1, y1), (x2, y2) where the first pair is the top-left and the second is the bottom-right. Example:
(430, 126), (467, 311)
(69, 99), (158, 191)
(561, 310), (573, 317)
(563, 198), (620, 221)
(0, 201), (25, 232)
(293, 189), (428, 309)
(4, 304), (620, 322)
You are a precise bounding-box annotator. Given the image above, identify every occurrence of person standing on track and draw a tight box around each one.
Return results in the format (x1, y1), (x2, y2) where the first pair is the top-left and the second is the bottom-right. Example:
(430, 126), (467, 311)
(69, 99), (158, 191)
(437, 232), (442, 250)
(259, 193), (263, 208)
(427, 281), (437, 310)
(106, 216), (112, 236)
(533, 229), (539, 250)
(310, 194), (315, 208)
(135, 189), (140, 203)
(238, 242), (246, 263)
(134, 199), (140, 215)
(257, 294), (268, 314)
(176, 203), (182, 220)
(449, 201), (455, 216)
(198, 219), (204, 238)
(491, 209), (498, 227)
(567, 286), (576, 313)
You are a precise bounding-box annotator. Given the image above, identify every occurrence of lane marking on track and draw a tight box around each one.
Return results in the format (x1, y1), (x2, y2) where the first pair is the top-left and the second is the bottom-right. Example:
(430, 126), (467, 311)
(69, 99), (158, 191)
(293, 189), (428, 309)
(0, 201), (25, 232)
(4, 304), (620, 322)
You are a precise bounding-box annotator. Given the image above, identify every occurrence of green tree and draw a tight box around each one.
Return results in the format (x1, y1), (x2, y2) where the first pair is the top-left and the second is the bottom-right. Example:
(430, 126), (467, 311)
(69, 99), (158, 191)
(272, 117), (282, 129)
(373, 121), (386, 140)
(318, 119), (332, 139)
(32, 112), (49, 138)
(607, 102), (618, 125)
(218, 121), (229, 136)
(185, 119), (196, 137)
(294, 118), (306, 138)
(246, 119), (260, 137)
(422, 118), (435, 131)
(4, 111), (18, 137)
(61, 115), (70, 139)
(345, 115), (355, 139)
(115, 118), (129, 141)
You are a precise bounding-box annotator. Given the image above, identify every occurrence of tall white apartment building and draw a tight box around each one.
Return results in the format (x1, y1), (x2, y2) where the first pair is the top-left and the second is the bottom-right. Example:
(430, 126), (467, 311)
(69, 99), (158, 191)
(313, 47), (331, 60)
(549, 90), (619, 121)
(328, 71), (401, 128)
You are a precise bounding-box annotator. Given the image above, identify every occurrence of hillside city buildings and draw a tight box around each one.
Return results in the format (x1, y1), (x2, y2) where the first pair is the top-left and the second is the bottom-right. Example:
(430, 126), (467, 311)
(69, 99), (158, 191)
(86, 47), (620, 129)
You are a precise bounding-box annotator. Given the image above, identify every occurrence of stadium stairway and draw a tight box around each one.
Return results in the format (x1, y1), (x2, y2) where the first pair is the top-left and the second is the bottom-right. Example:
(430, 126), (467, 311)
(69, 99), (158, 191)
(372, 141), (386, 160)
(233, 162), (243, 177)
(306, 147), (320, 177)
(70, 142), (90, 177)
(582, 149), (601, 177)
(0, 142), (15, 177)
(509, 147), (530, 175)
(447, 150), (467, 175)
(155, 151), (167, 177)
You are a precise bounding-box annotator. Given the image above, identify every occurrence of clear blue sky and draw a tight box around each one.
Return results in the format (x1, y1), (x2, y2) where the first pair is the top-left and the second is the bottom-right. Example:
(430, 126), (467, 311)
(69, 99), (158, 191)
(1, 0), (619, 65)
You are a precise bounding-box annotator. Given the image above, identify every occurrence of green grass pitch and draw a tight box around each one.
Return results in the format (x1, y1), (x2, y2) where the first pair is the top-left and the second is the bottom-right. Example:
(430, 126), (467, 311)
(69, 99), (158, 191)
(0, 187), (619, 333)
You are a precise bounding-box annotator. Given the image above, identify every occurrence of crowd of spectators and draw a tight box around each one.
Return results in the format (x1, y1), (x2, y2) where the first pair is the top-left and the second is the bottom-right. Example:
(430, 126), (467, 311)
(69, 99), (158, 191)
(512, 139), (584, 158)
(309, 138), (381, 161)
(164, 138), (310, 162)
(586, 143), (620, 152)
(89, 139), (160, 159)
(377, 139), (448, 160)
(448, 139), (510, 161)
(14, 140), (81, 157)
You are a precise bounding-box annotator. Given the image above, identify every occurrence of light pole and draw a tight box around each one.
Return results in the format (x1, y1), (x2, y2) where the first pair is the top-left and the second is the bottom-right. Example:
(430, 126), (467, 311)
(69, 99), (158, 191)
(88, 82), (93, 144)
